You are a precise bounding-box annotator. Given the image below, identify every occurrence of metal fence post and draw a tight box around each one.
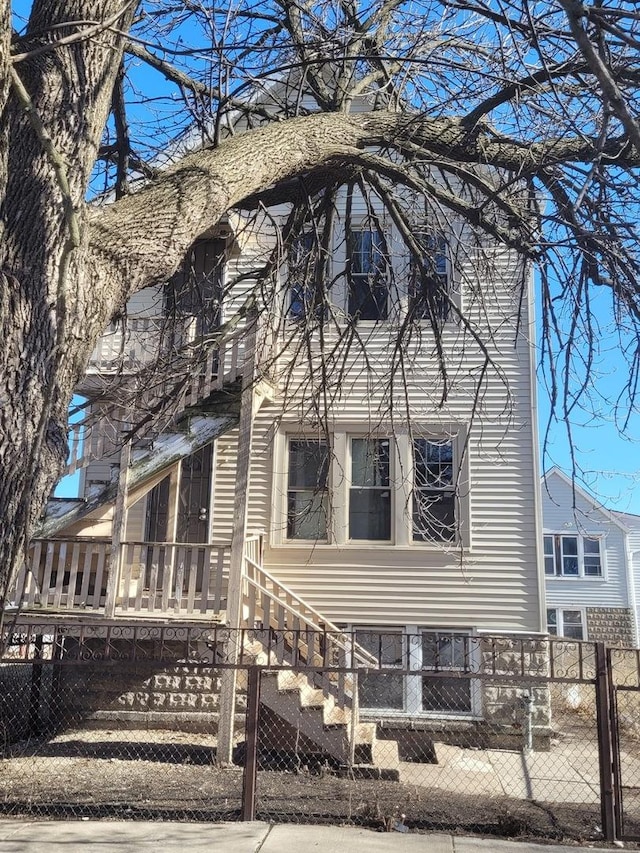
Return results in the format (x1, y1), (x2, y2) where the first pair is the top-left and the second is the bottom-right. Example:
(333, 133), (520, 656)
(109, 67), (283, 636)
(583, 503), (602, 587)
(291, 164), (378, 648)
(241, 665), (261, 821)
(606, 646), (624, 841)
(595, 641), (616, 843)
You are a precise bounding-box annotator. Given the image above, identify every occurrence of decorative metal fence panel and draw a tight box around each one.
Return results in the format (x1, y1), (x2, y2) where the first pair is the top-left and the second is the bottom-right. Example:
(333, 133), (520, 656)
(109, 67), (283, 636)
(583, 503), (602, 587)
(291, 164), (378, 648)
(0, 622), (636, 844)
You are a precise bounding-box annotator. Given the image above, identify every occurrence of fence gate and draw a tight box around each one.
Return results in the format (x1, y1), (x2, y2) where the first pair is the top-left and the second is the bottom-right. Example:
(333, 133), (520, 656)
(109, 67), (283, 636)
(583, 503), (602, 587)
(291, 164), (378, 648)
(609, 646), (640, 841)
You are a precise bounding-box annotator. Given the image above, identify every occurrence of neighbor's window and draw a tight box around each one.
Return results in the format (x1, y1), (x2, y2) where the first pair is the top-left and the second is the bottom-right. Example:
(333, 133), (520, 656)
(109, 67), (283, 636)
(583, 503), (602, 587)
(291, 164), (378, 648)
(409, 233), (450, 322)
(547, 608), (585, 640)
(422, 631), (472, 713)
(583, 538), (602, 576)
(287, 439), (329, 540)
(348, 229), (388, 320)
(413, 438), (456, 542)
(544, 535), (602, 578)
(349, 438), (391, 540)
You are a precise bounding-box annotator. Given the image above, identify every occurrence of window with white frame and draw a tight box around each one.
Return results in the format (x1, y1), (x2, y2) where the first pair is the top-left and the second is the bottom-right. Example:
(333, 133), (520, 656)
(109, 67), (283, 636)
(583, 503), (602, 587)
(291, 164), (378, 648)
(279, 428), (465, 546)
(547, 608), (585, 640)
(287, 439), (329, 540)
(422, 631), (473, 713)
(349, 437), (392, 541)
(543, 534), (602, 577)
(348, 229), (389, 320)
(355, 629), (404, 710)
(413, 438), (456, 542)
(408, 232), (450, 322)
(355, 627), (474, 715)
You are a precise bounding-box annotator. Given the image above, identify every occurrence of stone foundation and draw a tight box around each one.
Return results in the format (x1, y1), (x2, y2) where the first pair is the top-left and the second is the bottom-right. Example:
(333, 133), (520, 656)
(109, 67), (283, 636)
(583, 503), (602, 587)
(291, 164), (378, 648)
(586, 607), (635, 646)
(480, 636), (551, 749)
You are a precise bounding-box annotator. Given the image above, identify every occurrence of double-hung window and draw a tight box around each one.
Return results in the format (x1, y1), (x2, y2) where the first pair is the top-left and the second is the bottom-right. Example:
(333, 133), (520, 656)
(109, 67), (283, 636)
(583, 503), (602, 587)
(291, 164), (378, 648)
(348, 229), (388, 320)
(287, 439), (329, 540)
(288, 232), (322, 321)
(356, 629), (404, 710)
(355, 628), (474, 716)
(422, 631), (472, 713)
(413, 438), (456, 542)
(547, 608), (585, 640)
(408, 233), (450, 322)
(544, 534), (602, 577)
(349, 438), (391, 541)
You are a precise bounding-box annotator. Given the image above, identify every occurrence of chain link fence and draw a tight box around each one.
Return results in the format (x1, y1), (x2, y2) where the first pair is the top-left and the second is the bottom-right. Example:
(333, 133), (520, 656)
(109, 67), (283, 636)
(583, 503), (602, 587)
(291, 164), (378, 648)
(0, 622), (638, 844)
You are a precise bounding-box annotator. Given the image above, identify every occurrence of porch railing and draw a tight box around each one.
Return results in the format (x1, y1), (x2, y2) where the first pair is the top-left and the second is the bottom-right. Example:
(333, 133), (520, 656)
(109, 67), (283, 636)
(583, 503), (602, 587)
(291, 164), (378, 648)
(11, 539), (111, 611)
(117, 541), (229, 616)
(87, 317), (165, 373)
(66, 326), (245, 477)
(9, 539), (230, 619)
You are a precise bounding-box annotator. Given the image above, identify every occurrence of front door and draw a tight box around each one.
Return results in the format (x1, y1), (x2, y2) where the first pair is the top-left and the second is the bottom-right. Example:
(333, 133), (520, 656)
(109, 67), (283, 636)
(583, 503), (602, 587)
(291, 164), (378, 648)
(176, 444), (213, 543)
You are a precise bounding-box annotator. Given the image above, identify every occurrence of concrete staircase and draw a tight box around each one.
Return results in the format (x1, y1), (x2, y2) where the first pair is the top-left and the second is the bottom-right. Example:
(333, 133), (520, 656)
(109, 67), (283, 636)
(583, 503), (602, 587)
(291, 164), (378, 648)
(243, 640), (400, 779)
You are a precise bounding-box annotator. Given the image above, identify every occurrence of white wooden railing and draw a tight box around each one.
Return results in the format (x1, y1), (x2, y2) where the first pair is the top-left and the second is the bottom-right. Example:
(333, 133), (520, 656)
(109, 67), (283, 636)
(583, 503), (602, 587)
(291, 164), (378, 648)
(87, 317), (165, 373)
(65, 326), (246, 477)
(11, 539), (111, 611)
(241, 540), (376, 670)
(9, 538), (230, 619)
(117, 540), (229, 616)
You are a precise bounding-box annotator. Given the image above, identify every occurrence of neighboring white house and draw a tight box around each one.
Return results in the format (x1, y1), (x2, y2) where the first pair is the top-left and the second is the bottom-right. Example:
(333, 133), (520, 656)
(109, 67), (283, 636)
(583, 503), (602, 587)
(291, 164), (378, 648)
(542, 466), (640, 647)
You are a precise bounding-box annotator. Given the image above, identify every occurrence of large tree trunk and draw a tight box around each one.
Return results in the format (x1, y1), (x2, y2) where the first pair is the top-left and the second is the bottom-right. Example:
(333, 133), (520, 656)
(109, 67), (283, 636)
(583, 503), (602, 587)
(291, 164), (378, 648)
(0, 1), (136, 600)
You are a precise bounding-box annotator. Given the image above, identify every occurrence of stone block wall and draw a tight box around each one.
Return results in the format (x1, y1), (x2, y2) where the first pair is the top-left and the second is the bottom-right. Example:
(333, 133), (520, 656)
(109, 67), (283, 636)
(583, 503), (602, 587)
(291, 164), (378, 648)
(480, 636), (551, 749)
(586, 607), (635, 646)
(57, 657), (247, 733)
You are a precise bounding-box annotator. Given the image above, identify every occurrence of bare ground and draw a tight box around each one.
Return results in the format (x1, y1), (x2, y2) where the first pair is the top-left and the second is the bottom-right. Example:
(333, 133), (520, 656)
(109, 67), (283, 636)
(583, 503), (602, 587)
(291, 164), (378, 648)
(1, 728), (638, 847)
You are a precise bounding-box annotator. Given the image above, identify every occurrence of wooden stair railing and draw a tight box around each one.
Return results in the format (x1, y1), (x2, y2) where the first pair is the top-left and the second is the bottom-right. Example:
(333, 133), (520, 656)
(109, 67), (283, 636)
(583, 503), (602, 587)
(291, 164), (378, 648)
(64, 325), (246, 478)
(241, 542), (377, 706)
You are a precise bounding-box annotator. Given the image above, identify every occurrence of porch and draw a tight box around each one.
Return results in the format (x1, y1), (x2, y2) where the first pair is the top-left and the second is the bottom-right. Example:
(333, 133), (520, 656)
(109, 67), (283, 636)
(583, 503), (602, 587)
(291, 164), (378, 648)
(8, 534), (354, 648)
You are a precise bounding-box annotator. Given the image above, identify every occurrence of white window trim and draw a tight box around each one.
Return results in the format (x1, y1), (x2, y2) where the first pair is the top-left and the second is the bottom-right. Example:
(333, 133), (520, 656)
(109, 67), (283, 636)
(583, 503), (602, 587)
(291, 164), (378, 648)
(354, 624), (481, 719)
(272, 424), (470, 549)
(543, 532), (606, 580)
(546, 606), (588, 641)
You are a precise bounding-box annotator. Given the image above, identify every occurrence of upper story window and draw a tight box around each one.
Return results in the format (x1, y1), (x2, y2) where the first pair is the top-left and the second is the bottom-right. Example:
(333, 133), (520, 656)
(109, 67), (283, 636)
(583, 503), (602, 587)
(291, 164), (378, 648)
(544, 534), (602, 578)
(348, 229), (389, 321)
(413, 438), (456, 542)
(167, 239), (224, 338)
(408, 233), (451, 322)
(287, 439), (329, 540)
(288, 232), (323, 321)
(349, 438), (391, 541)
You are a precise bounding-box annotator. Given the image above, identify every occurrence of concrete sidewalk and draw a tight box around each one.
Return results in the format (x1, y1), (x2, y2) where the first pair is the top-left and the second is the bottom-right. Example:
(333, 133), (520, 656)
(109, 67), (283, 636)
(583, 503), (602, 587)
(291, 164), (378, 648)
(0, 820), (614, 852)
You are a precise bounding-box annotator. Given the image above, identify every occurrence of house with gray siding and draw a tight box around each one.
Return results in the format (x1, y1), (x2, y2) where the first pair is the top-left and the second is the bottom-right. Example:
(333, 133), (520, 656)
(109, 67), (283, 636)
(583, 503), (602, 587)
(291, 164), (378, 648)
(542, 467), (640, 647)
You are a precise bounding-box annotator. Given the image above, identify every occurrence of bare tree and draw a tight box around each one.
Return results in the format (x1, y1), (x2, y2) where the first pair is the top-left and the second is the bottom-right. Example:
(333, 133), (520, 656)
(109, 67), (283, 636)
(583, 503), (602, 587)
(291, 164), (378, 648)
(1, 0), (639, 598)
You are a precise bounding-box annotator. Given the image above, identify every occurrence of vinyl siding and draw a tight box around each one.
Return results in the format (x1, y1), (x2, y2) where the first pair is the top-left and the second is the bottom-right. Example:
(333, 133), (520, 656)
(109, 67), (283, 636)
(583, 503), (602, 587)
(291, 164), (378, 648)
(212, 208), (542, 633)
(543, 471), (629, 610)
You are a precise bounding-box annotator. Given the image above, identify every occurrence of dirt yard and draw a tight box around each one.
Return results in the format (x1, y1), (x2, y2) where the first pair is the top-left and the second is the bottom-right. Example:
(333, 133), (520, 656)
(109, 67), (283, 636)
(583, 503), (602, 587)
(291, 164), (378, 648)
(1, 727), (637, 847)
